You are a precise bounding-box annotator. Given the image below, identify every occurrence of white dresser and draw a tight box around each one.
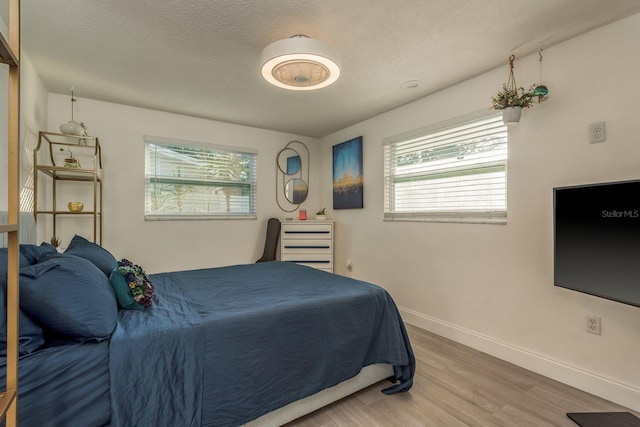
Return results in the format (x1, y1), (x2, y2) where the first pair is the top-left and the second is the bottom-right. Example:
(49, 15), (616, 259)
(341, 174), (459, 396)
(280, 220), (334, 273)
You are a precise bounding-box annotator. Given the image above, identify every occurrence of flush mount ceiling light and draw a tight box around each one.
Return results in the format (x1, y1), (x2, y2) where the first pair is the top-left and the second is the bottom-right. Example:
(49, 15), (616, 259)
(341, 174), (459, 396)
(260, 35), (341, 91)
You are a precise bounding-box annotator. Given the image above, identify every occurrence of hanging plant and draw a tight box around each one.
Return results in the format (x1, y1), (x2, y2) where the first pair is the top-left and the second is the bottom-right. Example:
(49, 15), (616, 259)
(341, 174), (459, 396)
(491, 55), (536, 124)
(491, 83), (536, 110)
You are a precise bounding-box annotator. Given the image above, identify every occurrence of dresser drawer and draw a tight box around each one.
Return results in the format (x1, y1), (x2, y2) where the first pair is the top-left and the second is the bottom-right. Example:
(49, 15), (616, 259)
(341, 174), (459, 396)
(281, 223), (332, 238)
(282, 239), (331, 254)
(282, 255), (333, 270)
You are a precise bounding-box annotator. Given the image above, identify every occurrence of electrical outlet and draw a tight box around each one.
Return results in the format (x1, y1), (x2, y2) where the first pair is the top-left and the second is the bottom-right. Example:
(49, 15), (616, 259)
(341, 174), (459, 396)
(345, 259), (353, 270)
(589, 121), (606, 143)
(586, 315), (601, 335)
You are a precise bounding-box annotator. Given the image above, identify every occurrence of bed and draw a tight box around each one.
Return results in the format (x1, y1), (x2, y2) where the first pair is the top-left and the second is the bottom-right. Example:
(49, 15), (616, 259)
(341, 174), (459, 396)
(0, 237), (414, 427)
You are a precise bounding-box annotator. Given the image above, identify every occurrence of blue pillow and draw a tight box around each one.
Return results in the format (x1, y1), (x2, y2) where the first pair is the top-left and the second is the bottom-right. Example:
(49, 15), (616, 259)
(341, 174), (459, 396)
(0, 302), (46, 357)
(0, 250), (46, 355)
(19, 253), (118, 342)
(20, 259), (60, 278)
(64, 235), (117, 276)
(0, 248), (44, 355)
(19, 243), (57, 265)
(0, 247), (30, 273)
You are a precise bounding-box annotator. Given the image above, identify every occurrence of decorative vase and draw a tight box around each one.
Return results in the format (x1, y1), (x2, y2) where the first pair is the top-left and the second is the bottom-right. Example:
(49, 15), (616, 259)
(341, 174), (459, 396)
(60, 120), (87, 136)
(502, 106), (522, 124)
(68, 202), (84, 213)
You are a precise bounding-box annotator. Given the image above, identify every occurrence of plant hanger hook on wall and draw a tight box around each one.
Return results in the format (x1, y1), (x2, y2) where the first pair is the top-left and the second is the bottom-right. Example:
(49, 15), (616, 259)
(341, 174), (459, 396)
(533, 49), (549, 103)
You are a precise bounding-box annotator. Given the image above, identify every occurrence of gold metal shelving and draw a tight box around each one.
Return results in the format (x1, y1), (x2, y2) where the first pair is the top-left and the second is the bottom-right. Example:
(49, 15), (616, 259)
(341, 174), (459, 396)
(33, 131), (103, 245)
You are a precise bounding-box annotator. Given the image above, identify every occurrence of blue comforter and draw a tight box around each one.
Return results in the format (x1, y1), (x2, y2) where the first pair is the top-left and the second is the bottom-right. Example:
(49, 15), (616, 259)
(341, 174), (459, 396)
(109, 261), (414, 427)
(1, 341), (111, 427)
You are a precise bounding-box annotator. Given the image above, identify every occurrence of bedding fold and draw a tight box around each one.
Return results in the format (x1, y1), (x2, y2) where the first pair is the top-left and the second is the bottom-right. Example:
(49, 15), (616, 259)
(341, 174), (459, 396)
(109, 279), (205, 427)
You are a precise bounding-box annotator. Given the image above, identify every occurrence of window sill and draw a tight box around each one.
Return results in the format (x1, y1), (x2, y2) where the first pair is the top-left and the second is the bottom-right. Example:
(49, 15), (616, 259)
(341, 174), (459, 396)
(144, 214), (257, 221)
(383, 211), (507, 225)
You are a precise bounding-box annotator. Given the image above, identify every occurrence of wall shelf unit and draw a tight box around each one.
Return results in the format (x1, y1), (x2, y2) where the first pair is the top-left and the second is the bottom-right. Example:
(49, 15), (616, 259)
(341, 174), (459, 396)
(33, 131), (103, 245)
(0, 0), (21, 425)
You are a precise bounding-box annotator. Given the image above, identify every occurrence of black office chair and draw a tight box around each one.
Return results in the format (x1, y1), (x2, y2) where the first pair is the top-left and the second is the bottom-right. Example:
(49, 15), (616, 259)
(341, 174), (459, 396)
(256, 218), (281, 263)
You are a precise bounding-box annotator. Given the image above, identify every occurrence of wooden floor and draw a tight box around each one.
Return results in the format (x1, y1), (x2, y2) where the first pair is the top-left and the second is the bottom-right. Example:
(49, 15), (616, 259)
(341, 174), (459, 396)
(287, 324), (639, 427)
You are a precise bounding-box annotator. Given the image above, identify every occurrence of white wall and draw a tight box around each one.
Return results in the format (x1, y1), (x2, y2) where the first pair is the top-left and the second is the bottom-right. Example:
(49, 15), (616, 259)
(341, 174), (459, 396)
(320, 13), (640, 411)
(0, 40), (48, 212)
(19, 54), (49, 210)
(45, 96), (320, 273)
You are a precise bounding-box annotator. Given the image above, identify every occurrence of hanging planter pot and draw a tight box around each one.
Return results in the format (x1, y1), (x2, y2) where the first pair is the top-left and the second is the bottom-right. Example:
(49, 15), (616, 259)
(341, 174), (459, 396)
(502, 106), (522, 124)
(491, 55), (535, 123)
(533, 49), (549, 103)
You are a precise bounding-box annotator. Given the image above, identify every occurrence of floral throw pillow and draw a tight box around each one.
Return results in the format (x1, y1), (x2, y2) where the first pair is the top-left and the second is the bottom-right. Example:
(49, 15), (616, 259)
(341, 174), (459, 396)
(109, 259), (155, 310)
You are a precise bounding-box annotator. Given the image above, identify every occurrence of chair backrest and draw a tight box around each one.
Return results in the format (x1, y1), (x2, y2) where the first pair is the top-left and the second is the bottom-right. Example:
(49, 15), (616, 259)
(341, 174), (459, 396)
(256, 218), (281, 263)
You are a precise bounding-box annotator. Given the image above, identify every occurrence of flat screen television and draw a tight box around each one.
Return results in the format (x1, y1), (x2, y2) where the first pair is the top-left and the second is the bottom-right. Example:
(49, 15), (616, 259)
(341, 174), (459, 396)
(554, 179), (640, 308)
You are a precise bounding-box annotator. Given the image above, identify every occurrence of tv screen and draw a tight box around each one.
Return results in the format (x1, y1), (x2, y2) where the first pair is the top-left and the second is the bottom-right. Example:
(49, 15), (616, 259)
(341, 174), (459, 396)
(554, 180), (640, 307)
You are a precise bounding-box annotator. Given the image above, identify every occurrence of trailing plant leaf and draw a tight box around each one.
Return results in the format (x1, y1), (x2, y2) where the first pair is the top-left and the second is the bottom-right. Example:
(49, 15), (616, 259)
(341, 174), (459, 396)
(491, 83), (537, 109)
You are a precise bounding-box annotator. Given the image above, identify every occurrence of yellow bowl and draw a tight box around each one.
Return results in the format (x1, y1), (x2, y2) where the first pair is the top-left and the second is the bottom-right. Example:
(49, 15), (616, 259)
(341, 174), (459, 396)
(68, 202), (84, 213)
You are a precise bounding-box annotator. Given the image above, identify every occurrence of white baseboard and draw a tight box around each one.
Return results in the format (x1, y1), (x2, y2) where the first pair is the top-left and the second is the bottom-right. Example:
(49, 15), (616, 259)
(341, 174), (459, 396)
(399, 306), (640, 412)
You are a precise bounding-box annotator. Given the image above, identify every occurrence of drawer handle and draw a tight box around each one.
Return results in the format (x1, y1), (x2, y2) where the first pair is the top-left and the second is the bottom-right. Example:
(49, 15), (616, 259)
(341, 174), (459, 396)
(284, 245), (330, 249)
(286, 260), (331, 264)
(284, 231), (330, 234)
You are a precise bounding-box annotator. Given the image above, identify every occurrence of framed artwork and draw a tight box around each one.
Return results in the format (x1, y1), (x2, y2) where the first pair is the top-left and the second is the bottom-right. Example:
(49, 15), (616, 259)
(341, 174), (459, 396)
(333, 136), (363, 209)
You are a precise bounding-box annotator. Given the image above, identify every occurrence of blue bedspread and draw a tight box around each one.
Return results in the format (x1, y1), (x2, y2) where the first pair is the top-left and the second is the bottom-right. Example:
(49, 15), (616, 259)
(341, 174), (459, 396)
(109, 261), (414, 427)
(0, 341), (110, 427)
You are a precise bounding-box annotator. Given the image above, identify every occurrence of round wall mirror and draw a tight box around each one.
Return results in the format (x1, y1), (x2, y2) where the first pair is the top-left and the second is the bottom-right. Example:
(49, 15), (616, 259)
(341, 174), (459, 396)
(285, 178), (308, 204)
(277, 148), (302, 174)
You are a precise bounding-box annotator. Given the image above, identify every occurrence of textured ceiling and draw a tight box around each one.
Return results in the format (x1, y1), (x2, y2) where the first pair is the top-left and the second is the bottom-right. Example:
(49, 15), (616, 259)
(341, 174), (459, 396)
(4, 0), (640, 138)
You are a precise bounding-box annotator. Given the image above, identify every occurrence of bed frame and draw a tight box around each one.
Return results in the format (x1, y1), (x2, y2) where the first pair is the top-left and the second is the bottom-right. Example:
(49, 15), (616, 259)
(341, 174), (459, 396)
(245, 364), (393, 426)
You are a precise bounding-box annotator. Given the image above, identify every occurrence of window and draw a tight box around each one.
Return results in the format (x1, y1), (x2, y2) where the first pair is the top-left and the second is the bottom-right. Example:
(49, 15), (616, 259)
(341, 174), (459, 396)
(383, 112), (507, 224)
(144, 137), (257, 220)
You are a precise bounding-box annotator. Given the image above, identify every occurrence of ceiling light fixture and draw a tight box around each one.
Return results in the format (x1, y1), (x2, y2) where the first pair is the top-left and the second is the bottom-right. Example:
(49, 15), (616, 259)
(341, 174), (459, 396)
(260, 35), (341, 91)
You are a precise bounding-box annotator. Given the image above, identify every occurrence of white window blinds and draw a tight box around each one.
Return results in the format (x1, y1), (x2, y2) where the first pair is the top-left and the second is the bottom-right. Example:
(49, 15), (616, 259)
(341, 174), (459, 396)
(144, 137), (257, 220)
(384, 112), (507, 223)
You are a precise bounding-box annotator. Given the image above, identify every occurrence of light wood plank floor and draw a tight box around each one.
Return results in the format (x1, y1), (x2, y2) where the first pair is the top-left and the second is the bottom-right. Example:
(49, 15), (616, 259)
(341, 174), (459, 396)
(287, 324), (639, 426)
